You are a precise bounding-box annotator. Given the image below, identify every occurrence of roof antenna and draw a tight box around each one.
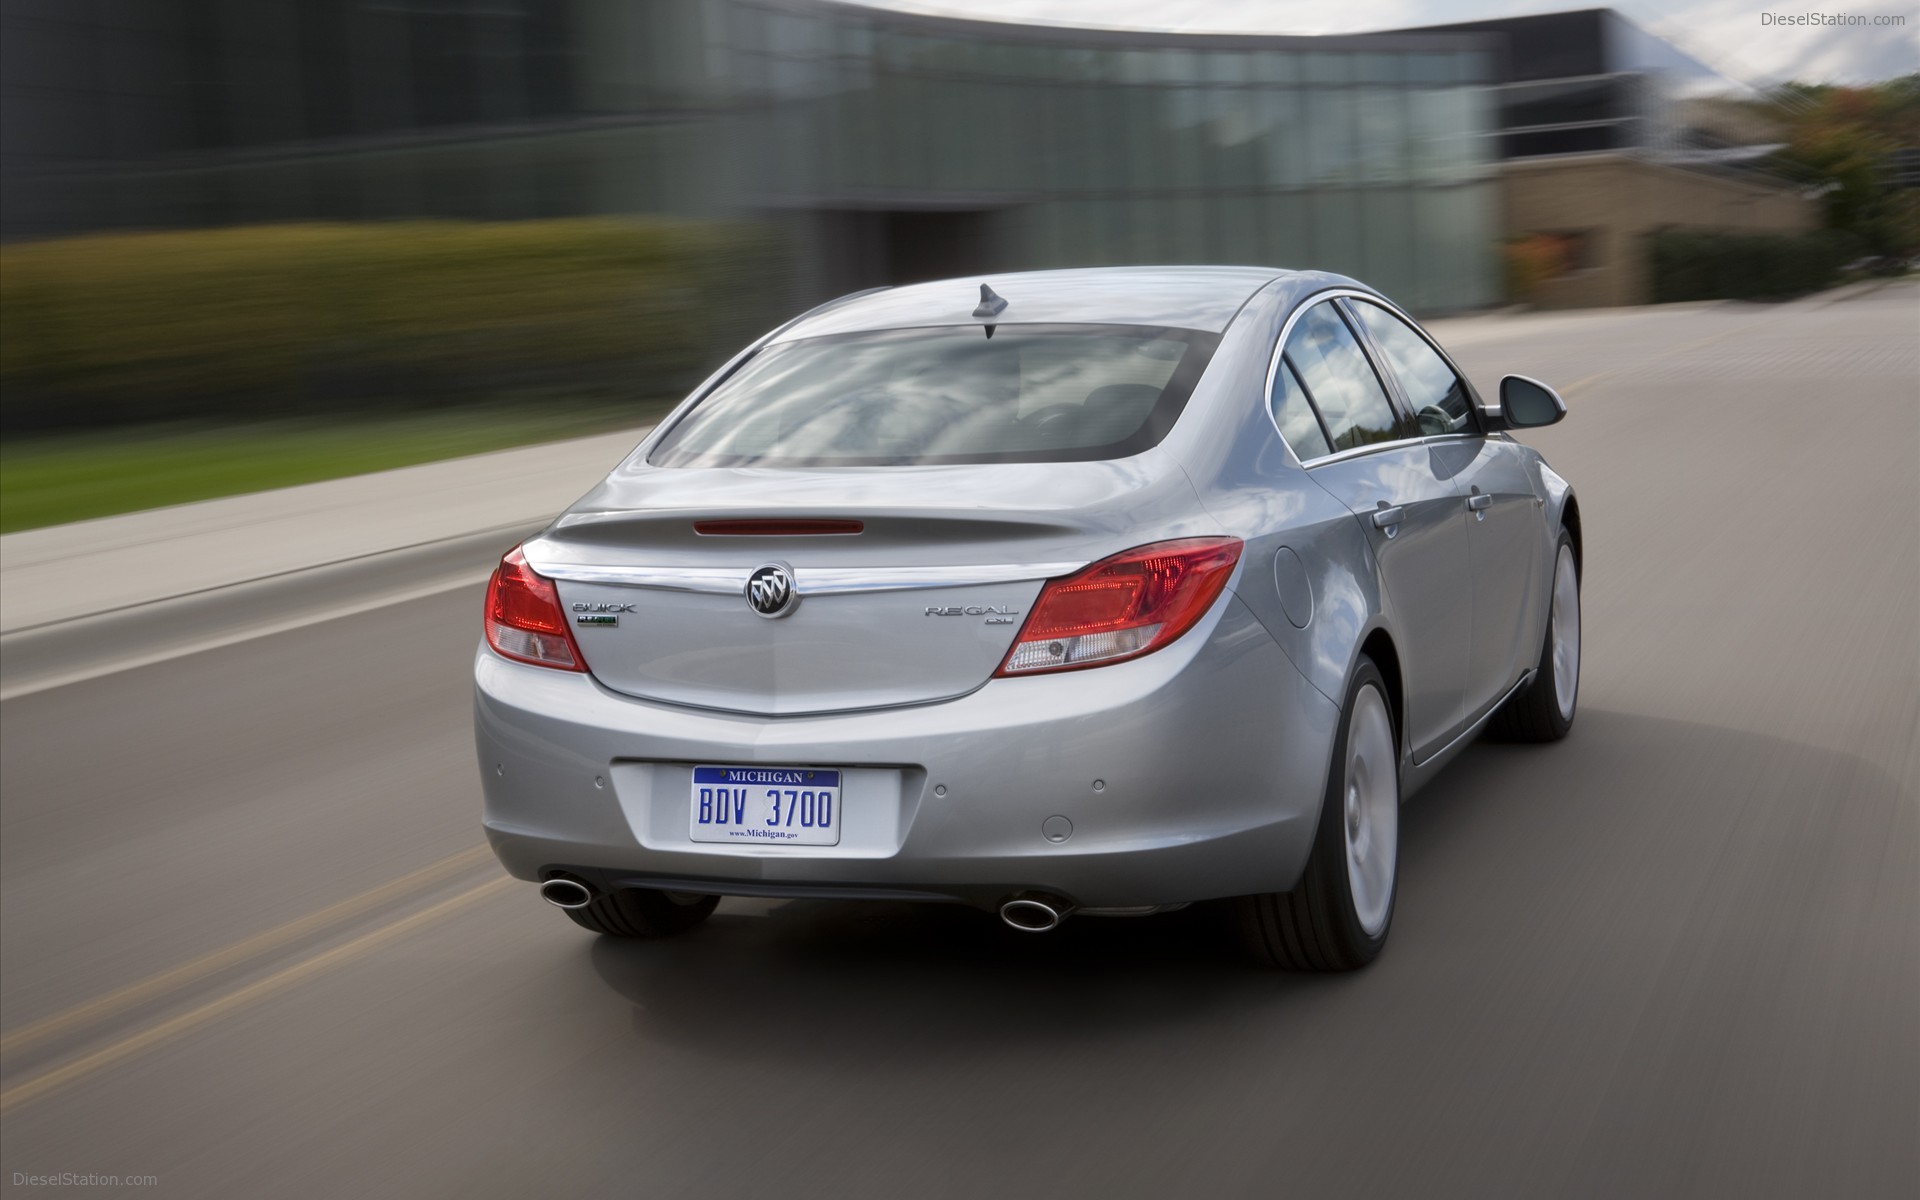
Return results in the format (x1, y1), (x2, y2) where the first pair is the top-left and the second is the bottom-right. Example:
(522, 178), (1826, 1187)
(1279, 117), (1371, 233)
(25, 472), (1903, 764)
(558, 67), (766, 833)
(972, 284), (1008, 319)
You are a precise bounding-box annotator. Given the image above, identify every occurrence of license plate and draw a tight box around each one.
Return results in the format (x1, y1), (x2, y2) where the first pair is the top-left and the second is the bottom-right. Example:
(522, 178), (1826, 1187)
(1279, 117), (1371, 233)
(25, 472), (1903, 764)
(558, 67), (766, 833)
(689, 766), (842, 846)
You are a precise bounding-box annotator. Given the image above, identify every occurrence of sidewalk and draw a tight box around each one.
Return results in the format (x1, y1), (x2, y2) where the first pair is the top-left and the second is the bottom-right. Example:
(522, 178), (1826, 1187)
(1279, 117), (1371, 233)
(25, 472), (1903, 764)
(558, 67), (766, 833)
(0, 426), (649, 635)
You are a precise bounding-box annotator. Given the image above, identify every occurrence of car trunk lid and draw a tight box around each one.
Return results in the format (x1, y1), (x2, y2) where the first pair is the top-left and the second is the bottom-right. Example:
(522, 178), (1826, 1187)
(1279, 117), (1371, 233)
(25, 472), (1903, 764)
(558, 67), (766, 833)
(521, 454), (1206, 715)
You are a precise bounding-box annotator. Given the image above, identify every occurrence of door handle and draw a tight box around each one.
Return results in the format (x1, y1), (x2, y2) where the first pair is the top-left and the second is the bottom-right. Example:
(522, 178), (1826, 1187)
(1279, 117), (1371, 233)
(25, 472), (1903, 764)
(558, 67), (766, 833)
(1371, 504), (1405, 532)
(1467, 491), (1492, 511)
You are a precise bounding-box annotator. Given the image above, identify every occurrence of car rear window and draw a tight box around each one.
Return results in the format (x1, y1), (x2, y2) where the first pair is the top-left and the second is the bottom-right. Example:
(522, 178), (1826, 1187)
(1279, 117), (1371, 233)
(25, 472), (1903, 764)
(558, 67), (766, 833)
(647, 324), (1221, 467)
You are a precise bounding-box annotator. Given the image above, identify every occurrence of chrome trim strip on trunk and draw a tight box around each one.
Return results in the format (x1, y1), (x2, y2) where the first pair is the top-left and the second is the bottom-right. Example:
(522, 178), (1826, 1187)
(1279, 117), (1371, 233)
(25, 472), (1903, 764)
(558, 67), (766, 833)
(792, 565), (1081, 594)
(524, 558), (1083, 595)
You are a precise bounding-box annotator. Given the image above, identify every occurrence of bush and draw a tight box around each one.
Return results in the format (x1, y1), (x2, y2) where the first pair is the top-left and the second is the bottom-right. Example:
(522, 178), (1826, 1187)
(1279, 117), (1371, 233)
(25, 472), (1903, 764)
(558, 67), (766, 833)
(1648, 227), (1864, 303)
(0, 219), (784, 430)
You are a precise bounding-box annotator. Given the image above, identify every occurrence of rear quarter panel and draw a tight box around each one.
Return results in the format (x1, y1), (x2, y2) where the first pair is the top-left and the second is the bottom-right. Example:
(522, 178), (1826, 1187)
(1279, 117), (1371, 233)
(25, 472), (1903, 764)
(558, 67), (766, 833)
(1162, 276), (1388, 709)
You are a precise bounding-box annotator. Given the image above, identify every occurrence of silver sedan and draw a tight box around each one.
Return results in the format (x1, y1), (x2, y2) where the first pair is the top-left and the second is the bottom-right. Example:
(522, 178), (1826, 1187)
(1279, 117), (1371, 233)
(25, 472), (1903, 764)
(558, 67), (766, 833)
(474, 267), (1582, 969)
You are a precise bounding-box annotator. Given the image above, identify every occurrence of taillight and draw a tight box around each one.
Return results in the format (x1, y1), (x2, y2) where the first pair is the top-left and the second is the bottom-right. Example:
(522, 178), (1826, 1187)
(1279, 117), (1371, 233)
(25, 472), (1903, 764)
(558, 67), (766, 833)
(694, 519), (864, 536)
(995, 537), (1243, 676)
(484, 546), (585, 671)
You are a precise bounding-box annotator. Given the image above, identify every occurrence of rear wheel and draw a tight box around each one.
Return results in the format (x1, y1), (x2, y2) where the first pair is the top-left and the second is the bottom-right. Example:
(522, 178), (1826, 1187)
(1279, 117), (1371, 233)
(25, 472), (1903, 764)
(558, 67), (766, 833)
(1235, 657), (1398, 971)
(1488, 530), (1580, 742)
(561, 886), (719, 938)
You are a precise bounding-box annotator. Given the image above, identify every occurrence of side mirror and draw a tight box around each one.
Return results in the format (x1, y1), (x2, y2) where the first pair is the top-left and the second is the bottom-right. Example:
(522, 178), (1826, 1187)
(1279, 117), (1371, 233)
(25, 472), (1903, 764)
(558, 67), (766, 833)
(1496, 375), (1567, 429)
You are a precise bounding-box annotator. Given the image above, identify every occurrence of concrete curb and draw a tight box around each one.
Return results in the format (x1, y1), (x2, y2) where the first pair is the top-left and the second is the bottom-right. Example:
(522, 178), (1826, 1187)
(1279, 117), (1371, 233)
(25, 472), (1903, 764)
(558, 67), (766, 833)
(0, 424), (654, 634)
(0, 520), (543, 700)
(1799, 277), (1900, 309)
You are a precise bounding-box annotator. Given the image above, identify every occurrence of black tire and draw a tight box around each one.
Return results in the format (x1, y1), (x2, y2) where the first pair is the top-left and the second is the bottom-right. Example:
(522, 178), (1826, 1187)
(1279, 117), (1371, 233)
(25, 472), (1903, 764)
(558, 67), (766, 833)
(1487, 528), (1579, 743)
(1235, 657), (1398, 971)
(560, 886), (719, 938)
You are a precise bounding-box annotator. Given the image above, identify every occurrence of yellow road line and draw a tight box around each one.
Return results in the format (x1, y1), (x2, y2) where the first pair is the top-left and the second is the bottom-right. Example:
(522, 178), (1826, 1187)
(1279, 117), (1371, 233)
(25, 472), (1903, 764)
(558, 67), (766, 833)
(0, 845), (493, 1058)
(0, 875), (515, 1116)
(1558, 369), (1613, 398)
(1550, 309), (1791, 402)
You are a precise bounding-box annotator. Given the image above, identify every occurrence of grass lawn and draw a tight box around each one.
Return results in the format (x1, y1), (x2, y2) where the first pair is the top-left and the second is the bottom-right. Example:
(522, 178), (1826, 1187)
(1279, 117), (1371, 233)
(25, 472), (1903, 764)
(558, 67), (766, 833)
(0, 404), (667, 534)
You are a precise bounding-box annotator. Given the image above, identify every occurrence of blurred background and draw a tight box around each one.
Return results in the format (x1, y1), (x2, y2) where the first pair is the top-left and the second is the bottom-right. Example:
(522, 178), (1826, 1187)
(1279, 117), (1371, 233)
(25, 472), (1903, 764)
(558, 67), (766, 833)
(2, 7), (1917, 1197)
(1, 0), (1914, 529)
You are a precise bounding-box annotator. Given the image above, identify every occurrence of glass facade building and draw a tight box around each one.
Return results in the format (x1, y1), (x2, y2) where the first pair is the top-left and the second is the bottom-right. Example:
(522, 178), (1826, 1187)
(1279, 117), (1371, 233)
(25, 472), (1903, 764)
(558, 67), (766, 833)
(0, 0), (1506, 310)
(719, 2), (1501, 310)
(1409, 9), (1739, 161)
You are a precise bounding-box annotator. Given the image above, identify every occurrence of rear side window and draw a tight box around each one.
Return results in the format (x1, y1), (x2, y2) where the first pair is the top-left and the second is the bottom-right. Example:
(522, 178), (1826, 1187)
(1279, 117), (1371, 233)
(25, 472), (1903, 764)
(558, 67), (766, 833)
(648, 324), (1220, 467)
(1270, 359), (1332, 460)
(1283, 302), (1412, 453)
(1349, 300), (1477, 436)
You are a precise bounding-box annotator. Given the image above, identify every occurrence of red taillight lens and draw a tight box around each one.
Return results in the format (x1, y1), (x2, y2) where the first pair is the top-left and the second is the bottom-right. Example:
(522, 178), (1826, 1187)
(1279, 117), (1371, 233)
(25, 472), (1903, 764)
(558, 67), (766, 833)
(694, 519), (864, 536)
(995, 537), (1243, 676)
(484, 546), (585, 671)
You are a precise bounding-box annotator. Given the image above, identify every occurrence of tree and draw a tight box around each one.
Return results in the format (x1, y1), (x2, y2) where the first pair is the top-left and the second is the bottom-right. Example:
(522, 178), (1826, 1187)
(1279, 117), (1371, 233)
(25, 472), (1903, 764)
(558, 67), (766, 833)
(1765, 75), (1920, 258)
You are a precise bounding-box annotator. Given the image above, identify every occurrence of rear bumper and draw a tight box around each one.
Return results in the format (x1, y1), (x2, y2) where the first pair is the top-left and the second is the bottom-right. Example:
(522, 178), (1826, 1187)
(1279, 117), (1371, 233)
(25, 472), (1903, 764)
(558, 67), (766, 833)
(475, 594), (1339, 909)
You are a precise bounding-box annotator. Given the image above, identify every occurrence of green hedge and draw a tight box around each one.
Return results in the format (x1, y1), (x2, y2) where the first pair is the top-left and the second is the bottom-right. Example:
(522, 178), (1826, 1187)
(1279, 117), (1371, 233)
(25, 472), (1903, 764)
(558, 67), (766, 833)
(1648, 227), (1864, 303)
(0, 219), (784, 430)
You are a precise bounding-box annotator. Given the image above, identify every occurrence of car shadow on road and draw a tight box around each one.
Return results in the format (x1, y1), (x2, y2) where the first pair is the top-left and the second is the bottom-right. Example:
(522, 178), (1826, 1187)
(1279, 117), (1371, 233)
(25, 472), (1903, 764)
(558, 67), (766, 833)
(584, 707), (1916, 1072)
(587, 893), (1334, 1066)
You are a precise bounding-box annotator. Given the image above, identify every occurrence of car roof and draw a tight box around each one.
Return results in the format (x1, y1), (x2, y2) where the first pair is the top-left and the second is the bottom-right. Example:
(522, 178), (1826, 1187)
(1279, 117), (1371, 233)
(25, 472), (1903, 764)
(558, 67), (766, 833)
(772, 266), (1295, 341)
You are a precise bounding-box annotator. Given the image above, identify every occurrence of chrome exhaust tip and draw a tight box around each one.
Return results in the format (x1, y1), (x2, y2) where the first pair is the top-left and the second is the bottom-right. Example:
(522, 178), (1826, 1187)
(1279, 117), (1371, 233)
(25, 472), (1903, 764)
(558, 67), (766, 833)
(539, 878), (594, 910)
(999, 895), (1070, 933)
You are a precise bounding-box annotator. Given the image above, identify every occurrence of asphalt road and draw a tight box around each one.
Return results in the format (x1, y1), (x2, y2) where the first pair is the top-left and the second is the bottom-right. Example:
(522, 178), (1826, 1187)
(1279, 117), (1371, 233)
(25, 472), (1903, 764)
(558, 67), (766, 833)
(2, 284), (1916, 1199)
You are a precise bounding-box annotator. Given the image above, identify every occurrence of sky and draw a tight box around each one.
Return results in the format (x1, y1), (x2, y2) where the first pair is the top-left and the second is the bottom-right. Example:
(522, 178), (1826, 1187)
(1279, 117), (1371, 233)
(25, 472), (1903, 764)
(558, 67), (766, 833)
(861, 0), (1920, 87)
